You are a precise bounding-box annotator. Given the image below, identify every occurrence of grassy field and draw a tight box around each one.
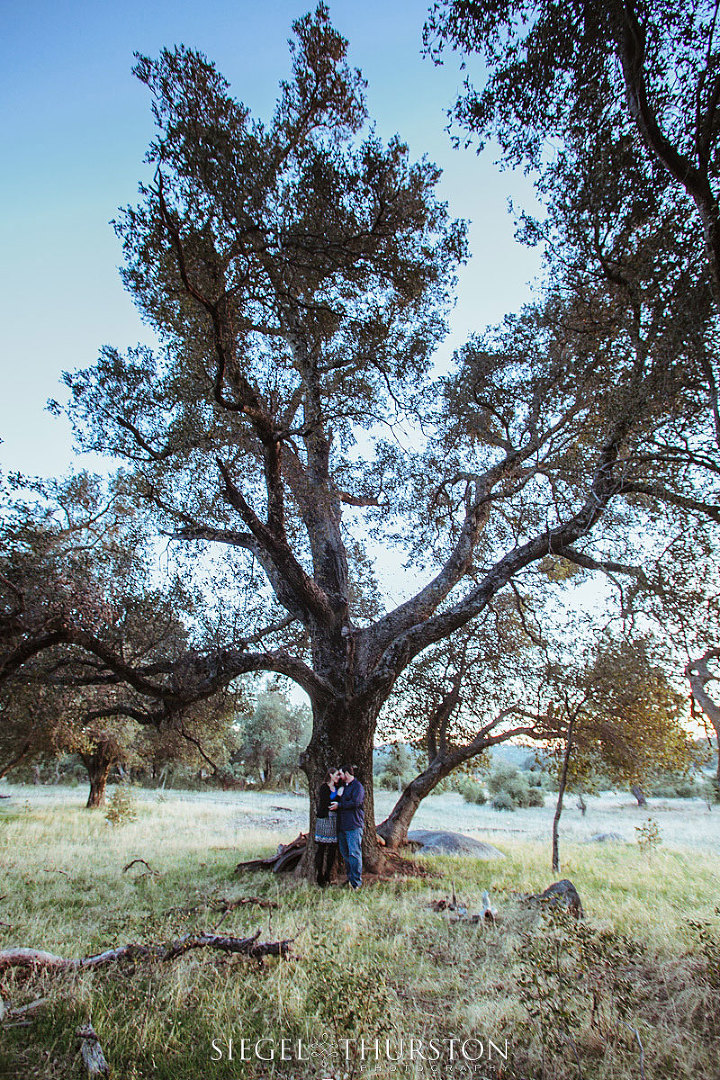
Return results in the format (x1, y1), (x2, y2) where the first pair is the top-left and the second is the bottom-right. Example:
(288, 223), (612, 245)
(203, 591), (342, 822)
(1, 785), (720, 1080)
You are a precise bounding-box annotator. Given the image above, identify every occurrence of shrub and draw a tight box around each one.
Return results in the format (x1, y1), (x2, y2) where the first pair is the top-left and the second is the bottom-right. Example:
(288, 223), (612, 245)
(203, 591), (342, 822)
(488, 765), (532, 804)
(105, 784), (138, 826)
(486, 764), (519, 795)
(375, 770), (406, 791)
(635, 816), (661, 854)
(492, 791), (516, 811)
(527, 787), (545, 807)
(459, 778), (487, 804)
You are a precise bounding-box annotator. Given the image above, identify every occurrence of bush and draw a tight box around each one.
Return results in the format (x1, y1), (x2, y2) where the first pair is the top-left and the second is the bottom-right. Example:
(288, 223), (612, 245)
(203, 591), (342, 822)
(375, 770), (406, 792)
(527, 787), (545, 807)
(486, 764), (519, 795)
(459, 778), (487, 804)
(105, 784), (138, 826)
(491, 791), (516, 811)
(491, 766), (533, 806)
(648, 783), (677, 798)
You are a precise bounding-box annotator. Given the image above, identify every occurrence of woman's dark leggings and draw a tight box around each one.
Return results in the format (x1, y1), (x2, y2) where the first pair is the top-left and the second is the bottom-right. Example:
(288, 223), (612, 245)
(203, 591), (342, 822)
(315, 842), (337, 885)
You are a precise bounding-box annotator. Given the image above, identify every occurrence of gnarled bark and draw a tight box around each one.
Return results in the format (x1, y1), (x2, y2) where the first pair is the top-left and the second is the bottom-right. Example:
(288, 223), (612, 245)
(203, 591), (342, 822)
(686, 650), (720, 785)
(300, 696), (384, 875)
(80, 734), (122, 809)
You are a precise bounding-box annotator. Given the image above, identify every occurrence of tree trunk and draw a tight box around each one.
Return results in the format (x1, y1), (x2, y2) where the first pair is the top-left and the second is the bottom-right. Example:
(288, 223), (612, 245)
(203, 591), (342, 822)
(686, 651), (720, 786)
(377, 757), (452, 849)
(81, 736), (121, 809)
(299, 699), (384, 878)
(85, 764), (111, 809)
(552, 715), (576, 874)
(630, 784), (647, 807)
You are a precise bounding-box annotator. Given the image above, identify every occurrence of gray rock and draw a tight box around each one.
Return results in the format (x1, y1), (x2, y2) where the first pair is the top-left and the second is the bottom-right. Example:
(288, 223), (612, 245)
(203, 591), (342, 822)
(407, 829), (505, 859)
(538, 879), (584, 918)
(587, 832), (626, 843)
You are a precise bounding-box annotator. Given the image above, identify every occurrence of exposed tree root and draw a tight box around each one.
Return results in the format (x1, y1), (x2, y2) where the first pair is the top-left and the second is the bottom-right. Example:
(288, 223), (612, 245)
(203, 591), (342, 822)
(236, 833), (436, 882)
(236, 833), (307, 874)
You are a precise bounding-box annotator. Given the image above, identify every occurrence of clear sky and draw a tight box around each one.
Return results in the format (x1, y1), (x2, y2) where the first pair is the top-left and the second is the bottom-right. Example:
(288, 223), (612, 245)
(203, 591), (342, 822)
(0, 0), (541, 477)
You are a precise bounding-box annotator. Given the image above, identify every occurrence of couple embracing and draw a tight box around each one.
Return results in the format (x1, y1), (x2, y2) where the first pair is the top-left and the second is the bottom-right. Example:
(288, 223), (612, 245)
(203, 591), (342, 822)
(314, 765), (364, 889)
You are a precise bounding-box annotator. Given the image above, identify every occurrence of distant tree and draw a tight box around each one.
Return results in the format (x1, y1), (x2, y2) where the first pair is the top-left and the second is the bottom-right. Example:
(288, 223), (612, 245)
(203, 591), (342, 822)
(541, 635), (689, 871)
(238, 689), (311, 787)
(0, 473), (243, 805)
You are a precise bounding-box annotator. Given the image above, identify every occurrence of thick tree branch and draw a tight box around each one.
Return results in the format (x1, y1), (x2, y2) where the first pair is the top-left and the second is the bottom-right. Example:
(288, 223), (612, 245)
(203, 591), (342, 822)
(216, 457), (334, 624)
(0, 932), (295, 973)
(614, 0), (720, 307)
(618, 482), (720, 523)
(560, 546), (648, 583)
(364, 425), (629, 696)
(686, 648), (720, 727)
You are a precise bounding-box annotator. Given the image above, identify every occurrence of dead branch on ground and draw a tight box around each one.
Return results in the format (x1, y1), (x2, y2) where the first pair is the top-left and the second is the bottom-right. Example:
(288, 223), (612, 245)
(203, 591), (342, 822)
(0, 930), (295, 974)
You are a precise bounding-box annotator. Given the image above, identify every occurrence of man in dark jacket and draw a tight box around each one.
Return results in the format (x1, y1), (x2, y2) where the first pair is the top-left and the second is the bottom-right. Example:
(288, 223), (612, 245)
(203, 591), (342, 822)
(332, 764), (365, 889)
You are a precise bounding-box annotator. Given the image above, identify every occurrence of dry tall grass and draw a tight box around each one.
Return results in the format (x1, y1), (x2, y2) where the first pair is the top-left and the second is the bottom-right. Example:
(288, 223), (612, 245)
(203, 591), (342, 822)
(1, 786), (719, 1079)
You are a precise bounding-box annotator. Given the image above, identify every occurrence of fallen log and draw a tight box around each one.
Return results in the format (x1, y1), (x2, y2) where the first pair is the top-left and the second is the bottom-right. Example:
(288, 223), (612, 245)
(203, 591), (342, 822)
(0, 931), (295, 974)
(77, 1022), (110, 1078)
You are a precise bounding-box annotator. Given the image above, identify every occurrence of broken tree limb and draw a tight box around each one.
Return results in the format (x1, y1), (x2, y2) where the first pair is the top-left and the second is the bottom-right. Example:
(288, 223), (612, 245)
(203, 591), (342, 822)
(122, 858), (157, 876)
(165, 896), (278, 917)
(77, 1022), (110, 1078)
(235, 833), (307, 874)
(0, 931), (295, 974)
(0, 997), (49, 1025)
(480, 890), (496, 923)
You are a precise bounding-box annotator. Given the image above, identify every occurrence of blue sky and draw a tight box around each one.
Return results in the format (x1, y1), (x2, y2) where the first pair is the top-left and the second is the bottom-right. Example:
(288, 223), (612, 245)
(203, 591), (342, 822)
(0, 0), (541, 476)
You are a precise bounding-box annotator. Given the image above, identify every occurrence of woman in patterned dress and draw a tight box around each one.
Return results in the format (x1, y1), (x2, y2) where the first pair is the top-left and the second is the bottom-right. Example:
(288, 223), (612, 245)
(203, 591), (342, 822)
(315, 768), (342, 886)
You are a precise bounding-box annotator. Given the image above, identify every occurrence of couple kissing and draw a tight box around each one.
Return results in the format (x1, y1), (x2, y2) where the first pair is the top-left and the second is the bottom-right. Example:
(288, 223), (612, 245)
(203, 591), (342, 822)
(314, 765), (364, 889)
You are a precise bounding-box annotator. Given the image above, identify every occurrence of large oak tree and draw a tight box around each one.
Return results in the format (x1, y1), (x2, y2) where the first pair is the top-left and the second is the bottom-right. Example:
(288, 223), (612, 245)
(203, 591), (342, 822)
(4, 6), (718, 873)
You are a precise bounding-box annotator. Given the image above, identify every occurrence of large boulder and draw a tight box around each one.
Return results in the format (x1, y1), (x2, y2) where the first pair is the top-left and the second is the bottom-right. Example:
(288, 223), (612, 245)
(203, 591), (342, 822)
(537, 879), (584, 918)
(407, 830), (505, 859)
